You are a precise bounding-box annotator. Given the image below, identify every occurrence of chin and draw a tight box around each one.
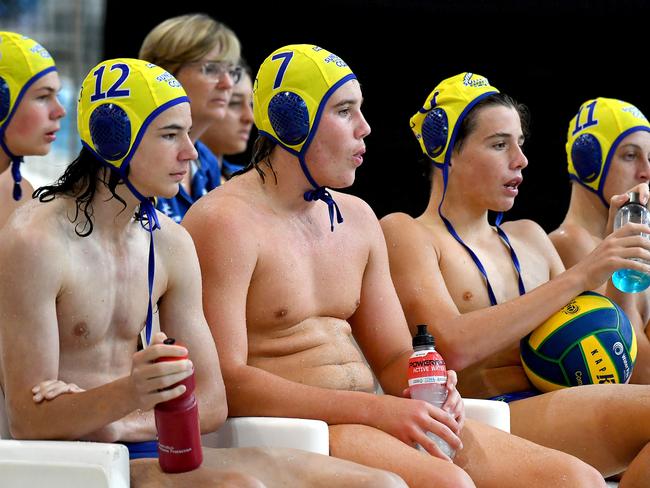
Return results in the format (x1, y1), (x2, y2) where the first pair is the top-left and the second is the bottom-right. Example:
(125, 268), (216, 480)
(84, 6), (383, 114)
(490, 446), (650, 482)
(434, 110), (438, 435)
(158, 185), (181, 199)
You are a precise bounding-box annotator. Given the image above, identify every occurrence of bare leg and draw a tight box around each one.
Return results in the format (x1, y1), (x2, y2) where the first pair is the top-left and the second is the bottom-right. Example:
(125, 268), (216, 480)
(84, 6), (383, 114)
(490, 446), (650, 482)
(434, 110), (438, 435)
(130, 459), (266, 488)
(201, 446), (407, 488)
(329, 423), (476, 488)
(458, 419), (606, 488)
(330, 419), (605, 488)
(510, 384), (650, 478)
(618, 442), (650, 488)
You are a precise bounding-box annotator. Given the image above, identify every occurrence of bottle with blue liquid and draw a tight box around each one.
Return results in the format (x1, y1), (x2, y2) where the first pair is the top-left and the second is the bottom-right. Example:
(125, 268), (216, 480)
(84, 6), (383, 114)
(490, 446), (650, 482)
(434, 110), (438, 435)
(612, 192), (650, 293)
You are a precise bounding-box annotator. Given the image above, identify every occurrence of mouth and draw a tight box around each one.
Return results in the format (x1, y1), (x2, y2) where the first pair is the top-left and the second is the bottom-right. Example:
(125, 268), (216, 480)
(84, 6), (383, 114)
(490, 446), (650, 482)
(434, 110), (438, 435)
(503, 176), (522, 195)
(170, 171), (187, 182)
(44, 128), (59, 142)
(353, 147), (366, 166)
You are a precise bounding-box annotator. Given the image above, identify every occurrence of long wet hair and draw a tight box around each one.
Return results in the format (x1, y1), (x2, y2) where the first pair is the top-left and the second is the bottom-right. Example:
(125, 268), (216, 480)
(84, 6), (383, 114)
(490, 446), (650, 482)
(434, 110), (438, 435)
(33, 147), (129, 237)
(234, 135), (278, 184)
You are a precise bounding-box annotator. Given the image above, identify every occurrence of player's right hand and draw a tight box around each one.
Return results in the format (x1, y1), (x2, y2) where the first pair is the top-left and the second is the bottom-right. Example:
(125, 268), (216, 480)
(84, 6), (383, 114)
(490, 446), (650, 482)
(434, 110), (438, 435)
(579, 221), (650, 291)
(128, 331), (193, 411)
(372, 394), (462, 462)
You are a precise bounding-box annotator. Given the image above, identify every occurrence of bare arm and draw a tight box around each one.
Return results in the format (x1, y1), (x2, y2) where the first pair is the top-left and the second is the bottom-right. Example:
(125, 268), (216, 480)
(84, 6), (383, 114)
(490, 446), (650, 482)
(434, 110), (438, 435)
(381, 212), (650, 372)
(183, 198), (462, 459)
(0, 224), (193, 441)
(156, 224), (226, 434)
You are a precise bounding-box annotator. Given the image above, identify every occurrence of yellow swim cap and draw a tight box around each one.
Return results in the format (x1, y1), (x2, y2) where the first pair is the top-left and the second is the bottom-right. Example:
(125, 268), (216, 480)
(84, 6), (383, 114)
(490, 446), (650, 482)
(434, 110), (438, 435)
(78, 58), (188, 174)
(0, 31), (57, 200)
(410, 72), (499, 168)
(566, 97), (650, 205)
(253, 44), (356, 155)
(253, 44), (358, 232)
(0, 31), (56, 129)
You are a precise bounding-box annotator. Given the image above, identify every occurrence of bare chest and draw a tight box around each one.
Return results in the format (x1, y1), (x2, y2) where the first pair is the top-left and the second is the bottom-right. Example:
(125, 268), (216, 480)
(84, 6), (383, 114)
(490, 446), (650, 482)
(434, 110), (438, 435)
(245, 225), (367, 329)
(439, 230), (551, 311)
(56, 238), (167, 349)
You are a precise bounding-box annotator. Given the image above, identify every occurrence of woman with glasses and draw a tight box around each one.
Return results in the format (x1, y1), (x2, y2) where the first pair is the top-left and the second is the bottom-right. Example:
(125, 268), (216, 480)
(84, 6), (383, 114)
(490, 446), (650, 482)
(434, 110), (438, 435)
(139, 13), (243, 222)
(201, 59), (254, 183)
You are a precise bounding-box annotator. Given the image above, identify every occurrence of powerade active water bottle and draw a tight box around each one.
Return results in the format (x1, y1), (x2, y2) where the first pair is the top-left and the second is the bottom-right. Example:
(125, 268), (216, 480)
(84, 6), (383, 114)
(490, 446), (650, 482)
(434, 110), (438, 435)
(154, 338), (203, 473)
(612, 191), (650, 293)
(407, 324), (455, 459)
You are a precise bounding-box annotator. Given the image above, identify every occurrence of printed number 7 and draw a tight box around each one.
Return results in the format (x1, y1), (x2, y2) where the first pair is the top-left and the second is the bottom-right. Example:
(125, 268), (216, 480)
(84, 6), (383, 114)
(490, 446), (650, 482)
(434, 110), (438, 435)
(271, 52), (294, 89)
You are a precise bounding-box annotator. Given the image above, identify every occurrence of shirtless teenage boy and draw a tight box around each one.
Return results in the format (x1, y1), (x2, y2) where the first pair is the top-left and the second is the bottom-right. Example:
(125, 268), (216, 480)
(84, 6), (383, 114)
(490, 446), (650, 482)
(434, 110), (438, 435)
(184, 45), (606, 488)
(0, 32), (65, 227)
(381, 73), (650, 484)
(549, 97), (650, 384)
(0, 57), (405, 488)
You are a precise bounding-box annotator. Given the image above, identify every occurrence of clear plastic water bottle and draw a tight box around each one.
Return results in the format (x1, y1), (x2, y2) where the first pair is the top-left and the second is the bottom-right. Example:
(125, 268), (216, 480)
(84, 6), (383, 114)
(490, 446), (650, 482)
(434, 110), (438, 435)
(612, 192), (650, 293)
(154, 338), (203, 473)
(407, 324), (455, 459)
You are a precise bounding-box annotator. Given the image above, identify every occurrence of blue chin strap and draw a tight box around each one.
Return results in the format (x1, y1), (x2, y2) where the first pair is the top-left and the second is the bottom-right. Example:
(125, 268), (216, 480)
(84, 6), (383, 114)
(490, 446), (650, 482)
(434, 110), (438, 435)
(438, 160), (526, 306)
(0, 137), (24, 200)
(122, 176), (159, 346)
(298, 154), (343, 232)
(87, 144), (161, 347)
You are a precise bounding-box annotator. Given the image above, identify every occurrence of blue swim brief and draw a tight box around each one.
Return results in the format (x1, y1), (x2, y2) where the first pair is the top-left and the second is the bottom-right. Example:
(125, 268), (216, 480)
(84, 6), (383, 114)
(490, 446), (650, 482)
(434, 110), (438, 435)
(488, 390), (540, 403)
(120, 440), (159, 460)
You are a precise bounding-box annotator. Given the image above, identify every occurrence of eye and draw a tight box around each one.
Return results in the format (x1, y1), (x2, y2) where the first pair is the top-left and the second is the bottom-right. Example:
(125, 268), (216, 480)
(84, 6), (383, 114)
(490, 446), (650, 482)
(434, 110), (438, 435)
(623, 151), (637, 161)
(493, 141), (507, 150)
(228, 98), (244, 109)
(162, 133), (177, 141)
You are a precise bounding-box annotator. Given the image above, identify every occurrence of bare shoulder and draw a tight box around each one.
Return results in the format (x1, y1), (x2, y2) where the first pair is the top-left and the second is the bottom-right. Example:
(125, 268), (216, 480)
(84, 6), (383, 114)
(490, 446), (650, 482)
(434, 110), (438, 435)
(548, 221), (597, 268)
(380, 211), (419, 234)
(184, 178), (261, 236)
(0, 198), (68, 276)
(548, 221), (595, 249)
(501, 218), (559, 256)
(330, 190), (380, 228)
(155, 211), (197, 256)
(380, 211), (435, 247)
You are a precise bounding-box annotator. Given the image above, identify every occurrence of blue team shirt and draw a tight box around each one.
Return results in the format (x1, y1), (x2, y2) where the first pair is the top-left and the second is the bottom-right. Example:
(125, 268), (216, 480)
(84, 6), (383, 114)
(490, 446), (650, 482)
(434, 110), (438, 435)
(156, 141), (221, 223)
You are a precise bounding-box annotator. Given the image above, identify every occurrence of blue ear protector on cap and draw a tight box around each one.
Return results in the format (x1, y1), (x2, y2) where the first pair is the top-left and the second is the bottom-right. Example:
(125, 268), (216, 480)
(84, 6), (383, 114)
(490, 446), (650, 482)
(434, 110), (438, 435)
(268, 91), (309, 146)
(571, 133), (601, 183)
(421, 108), (448, 159)
(89, 103), (132, 161)
(0, 77), (9, 122)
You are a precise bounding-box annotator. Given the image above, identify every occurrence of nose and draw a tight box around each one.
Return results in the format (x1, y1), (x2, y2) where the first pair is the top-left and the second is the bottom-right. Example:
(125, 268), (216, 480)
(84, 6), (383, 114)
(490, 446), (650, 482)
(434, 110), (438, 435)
(356, 111), (371, 139)
(182, 134), (198, 161)
(241, 99), (254, 124)
(217, 71), (234, 90)
(52, 97), (66, 120)
(511, 144), (528, 170)
(638, 156), (650, 181)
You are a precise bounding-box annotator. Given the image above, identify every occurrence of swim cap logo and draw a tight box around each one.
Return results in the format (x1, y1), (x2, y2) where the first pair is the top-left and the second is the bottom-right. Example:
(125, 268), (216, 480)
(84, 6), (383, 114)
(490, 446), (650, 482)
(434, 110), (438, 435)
(30, 43), (51, 59)
(622, 105), (647, 121)
(156, 71), (181, 88)
(463, 73), (489, 88)
(323, 53), (348, 68)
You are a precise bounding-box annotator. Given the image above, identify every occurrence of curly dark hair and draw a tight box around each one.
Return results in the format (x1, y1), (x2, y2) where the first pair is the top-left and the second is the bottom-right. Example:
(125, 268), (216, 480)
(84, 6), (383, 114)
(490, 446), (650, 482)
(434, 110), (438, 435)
(33, 147), (136, 237)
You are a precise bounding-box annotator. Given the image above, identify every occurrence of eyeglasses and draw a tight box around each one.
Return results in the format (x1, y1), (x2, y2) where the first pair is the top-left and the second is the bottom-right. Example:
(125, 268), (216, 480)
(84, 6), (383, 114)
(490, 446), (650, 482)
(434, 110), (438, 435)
(193, 61), (242, 84)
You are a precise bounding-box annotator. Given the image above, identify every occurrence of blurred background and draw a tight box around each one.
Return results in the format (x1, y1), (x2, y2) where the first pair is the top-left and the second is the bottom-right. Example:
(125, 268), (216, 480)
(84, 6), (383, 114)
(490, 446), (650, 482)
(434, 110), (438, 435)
(4, 0), (650, 231)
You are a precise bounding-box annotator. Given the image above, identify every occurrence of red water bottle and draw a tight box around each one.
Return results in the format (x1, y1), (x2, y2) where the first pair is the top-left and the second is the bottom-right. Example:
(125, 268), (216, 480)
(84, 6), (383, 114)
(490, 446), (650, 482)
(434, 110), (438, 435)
(154, 338), (203, 472)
